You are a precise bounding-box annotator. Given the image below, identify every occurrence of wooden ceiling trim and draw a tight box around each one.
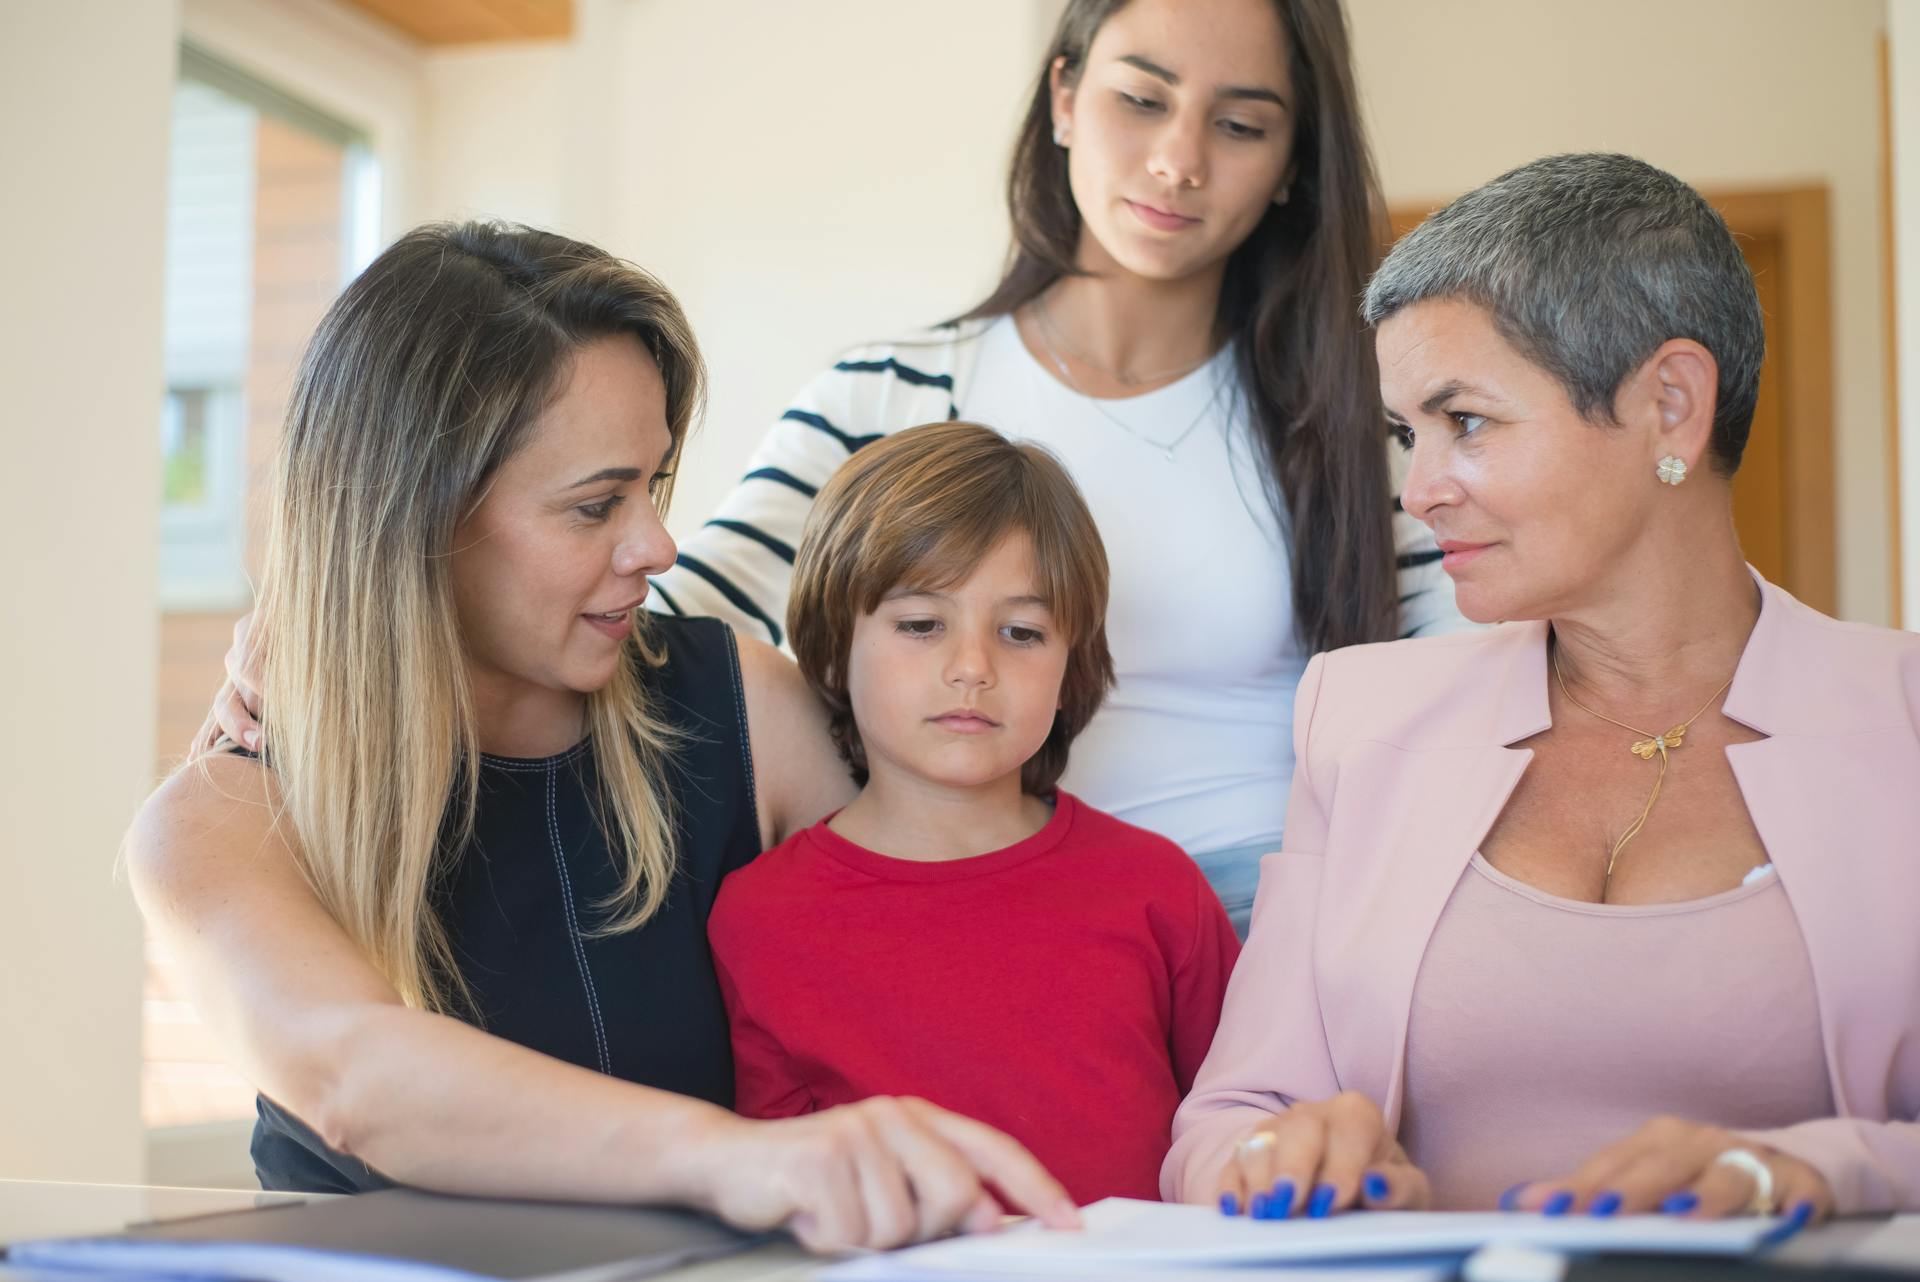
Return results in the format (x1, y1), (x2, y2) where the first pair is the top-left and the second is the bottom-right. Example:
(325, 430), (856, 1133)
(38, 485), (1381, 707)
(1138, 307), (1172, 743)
(341, 0), (572, 45)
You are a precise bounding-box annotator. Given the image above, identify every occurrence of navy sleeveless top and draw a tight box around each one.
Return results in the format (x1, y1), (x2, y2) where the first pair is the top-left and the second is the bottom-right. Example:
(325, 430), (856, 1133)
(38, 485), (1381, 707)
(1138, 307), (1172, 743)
(252, 615), (761, 1192)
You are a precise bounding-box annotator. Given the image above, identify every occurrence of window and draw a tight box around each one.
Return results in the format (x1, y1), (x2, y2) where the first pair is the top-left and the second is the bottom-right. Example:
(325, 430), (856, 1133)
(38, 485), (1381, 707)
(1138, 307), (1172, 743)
(147, 46), (378, 1134)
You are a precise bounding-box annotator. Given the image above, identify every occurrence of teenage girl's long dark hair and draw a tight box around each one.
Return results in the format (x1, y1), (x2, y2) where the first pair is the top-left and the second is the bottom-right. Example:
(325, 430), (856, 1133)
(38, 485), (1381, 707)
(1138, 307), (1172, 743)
(964, 0), (1397, 653)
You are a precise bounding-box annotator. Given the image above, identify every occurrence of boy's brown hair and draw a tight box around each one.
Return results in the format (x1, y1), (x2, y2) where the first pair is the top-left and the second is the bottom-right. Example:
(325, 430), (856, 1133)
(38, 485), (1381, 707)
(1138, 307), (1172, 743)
(787, 420), (1115, 794)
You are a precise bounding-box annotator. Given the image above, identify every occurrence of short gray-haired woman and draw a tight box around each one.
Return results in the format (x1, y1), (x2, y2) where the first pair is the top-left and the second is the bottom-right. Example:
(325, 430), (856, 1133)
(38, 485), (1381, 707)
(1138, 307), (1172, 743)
(1167, 153), (1920, 1225)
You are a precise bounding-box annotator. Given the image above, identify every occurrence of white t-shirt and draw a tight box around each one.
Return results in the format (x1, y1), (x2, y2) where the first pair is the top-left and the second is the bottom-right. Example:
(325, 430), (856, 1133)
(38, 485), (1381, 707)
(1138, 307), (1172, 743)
(960, 315), (1304, 855)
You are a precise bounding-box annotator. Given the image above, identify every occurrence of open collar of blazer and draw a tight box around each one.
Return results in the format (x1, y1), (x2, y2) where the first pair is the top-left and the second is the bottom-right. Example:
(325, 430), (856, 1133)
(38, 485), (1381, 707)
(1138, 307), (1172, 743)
(1309, 569), (1920, 1132)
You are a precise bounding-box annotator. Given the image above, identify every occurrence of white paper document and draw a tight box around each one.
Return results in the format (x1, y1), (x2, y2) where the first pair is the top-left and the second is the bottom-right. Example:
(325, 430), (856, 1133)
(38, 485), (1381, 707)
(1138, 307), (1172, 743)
(818, 1197), (1785, 1278)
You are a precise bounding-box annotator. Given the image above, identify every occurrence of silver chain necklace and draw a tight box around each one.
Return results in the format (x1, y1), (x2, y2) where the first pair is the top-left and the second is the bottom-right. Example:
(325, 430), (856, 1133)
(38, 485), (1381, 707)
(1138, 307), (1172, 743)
(1033, 294), (1214, 386)
(1028, 302), (1224, 463)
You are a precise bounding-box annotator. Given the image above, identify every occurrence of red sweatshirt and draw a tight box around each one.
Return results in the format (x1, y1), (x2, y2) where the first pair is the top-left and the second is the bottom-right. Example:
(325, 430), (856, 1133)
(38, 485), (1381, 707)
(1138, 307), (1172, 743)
(707, 791), (1240, 1204)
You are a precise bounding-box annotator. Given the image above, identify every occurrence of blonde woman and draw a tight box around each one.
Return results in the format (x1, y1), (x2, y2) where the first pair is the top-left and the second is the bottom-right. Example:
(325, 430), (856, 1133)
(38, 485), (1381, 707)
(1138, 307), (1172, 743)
(127, 223), (1077, 1251)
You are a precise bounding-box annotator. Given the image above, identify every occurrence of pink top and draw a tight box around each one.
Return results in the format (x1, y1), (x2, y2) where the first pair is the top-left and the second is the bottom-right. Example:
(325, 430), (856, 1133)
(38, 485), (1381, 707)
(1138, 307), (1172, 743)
(1164, 574), (1920, 1215)
(1400, 859), (1833, 1208)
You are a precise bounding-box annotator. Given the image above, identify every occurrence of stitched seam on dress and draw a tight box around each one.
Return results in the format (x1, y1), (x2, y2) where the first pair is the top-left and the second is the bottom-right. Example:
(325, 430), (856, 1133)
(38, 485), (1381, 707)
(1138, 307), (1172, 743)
(546, 763), (612, 1074)
(482, 740), (592, 772)
(722, 626), (760, 840)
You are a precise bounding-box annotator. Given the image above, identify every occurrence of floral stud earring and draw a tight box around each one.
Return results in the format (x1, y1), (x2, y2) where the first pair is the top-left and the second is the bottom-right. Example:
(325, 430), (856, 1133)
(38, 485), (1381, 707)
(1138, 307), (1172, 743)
(1656, 455), (1689, 486)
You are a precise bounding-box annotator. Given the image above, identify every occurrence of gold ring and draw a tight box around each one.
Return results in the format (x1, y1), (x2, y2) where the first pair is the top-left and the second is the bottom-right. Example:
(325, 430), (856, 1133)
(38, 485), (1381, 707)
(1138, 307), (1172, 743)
(1236, 1131), (1277, 1157)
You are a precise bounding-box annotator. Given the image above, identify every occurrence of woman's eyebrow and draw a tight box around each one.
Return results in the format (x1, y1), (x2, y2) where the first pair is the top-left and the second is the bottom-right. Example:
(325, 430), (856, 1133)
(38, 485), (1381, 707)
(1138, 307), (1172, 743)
(1116, 53), (1287, 109)
(1420, 381), (1501, 415)
(564, 466), (642, 490)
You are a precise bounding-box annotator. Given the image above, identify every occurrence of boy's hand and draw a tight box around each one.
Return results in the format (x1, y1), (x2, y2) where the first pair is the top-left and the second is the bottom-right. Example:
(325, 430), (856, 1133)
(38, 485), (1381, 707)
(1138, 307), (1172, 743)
(693, 1096), (1081, 1252)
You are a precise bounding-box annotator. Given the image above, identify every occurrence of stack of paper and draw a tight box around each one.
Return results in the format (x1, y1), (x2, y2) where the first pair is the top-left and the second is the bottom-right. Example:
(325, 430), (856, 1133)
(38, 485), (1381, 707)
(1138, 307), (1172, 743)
(819, 1198), (1785, 1280)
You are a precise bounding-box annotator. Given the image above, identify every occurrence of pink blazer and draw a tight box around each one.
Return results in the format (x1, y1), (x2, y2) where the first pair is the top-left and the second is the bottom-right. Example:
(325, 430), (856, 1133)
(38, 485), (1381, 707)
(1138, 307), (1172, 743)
(1164, 575), (1920, 1214)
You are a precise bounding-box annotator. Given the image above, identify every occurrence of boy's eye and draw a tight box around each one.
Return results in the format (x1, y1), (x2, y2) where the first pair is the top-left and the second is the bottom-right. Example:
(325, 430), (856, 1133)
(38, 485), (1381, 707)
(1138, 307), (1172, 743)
(1003, 625), (1046, 646)
(896, 618), (941, 637)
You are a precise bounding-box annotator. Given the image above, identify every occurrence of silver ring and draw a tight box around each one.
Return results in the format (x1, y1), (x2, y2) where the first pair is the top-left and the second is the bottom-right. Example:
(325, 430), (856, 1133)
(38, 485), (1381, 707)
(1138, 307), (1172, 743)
(1236, 1130), (1277, 1157)
(1711, 1148), (1776, 1216)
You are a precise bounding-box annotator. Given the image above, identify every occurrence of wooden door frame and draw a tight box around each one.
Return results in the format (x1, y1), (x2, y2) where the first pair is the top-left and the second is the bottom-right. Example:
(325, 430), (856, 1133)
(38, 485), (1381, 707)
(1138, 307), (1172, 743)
(1879, 32), (1903, 627)
(1707, 186), (1836, 614)
(1386, 187), (1837, 614)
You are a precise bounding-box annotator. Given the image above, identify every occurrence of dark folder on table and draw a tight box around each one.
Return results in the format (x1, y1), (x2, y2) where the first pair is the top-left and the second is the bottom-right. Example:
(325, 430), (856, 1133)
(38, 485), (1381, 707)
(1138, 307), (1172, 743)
(3, 1187), (770, 1281)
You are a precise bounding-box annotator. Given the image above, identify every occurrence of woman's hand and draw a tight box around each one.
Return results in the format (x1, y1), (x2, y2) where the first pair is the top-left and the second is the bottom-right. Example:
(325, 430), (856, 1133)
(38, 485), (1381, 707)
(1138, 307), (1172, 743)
(691, 1097), (1081, 1253)
(1214, 1092), (1431, 1218)
(1503, 1116), (1832, 1223)
(191, 611), (265, 753)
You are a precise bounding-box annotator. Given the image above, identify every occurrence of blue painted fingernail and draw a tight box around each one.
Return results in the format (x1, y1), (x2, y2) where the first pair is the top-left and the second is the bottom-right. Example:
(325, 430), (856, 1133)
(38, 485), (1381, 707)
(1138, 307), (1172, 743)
(1247, 1192), (1266, 1219)
(1363, 1171), (1390, 1201)
(1590, 1191), (1622, 1217)
(1542, 1190), (1574, 1216)
(1759, 1201), (1815, 1248)
(1499, 1183), (1528, 1212)
(1661, 1191), (1699, 1215)
(1220, 1192), (1240, 1217)
(1268, 1179), (1296, 1219)
(1308, 1183), (1337, 1219)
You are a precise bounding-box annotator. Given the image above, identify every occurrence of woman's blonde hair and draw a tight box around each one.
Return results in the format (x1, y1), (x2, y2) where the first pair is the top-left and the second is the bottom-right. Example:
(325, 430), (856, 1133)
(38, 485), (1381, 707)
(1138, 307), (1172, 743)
(245, 222), (705, 1013)
(786, 421), (1115, 795)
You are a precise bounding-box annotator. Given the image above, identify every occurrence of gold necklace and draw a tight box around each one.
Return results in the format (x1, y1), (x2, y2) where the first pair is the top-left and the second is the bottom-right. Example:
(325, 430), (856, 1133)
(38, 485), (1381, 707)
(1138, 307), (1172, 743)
(1550, 645), (1736, 885)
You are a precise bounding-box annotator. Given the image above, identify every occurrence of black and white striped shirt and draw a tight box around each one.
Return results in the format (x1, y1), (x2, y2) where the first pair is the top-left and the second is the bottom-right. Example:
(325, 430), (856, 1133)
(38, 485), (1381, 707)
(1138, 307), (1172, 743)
(650, 319), (1468, 858)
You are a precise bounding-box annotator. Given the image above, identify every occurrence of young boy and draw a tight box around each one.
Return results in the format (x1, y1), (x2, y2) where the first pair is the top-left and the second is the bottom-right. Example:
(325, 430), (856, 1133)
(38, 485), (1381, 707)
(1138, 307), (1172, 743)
(707, 421), (1239, 1205)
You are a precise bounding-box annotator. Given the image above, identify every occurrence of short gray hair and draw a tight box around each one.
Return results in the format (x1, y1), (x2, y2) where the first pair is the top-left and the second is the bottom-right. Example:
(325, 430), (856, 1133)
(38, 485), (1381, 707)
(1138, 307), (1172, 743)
(1362, 153), (1764, 475)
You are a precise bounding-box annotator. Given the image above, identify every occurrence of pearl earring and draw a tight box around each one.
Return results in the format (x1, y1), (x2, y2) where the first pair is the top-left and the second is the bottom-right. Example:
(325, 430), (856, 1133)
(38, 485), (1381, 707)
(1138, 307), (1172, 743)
(1053, 128), (1067, 147)
(1656, 455), (1688, 486)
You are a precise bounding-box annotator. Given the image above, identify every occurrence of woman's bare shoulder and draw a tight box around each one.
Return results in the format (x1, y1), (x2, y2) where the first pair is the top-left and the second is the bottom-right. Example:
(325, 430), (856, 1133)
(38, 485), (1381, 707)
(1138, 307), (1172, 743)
(125, 753), (292, 906)
(730, 629), (855, 842)
(732, 630), (811, 711)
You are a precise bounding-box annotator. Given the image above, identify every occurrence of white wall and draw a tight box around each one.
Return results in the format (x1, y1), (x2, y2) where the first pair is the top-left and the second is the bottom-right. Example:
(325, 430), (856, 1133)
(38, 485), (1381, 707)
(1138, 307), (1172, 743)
(423, 0), (1044, 539)
(421, 1), (1896, 621)
(0, 0), (178, 1182)
(1350, 0), (1894, 625)
(1893, 0), (1920, 628)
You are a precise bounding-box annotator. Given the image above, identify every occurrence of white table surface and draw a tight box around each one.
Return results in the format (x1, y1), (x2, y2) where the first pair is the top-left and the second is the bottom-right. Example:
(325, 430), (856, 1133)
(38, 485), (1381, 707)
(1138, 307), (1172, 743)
(2, 1179), (1915, 1280)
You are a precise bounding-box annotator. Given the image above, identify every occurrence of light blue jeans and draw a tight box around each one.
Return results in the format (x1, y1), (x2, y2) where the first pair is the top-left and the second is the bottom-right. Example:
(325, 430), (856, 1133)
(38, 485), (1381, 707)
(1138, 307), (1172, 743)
(1190, 840), (1278, 942)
